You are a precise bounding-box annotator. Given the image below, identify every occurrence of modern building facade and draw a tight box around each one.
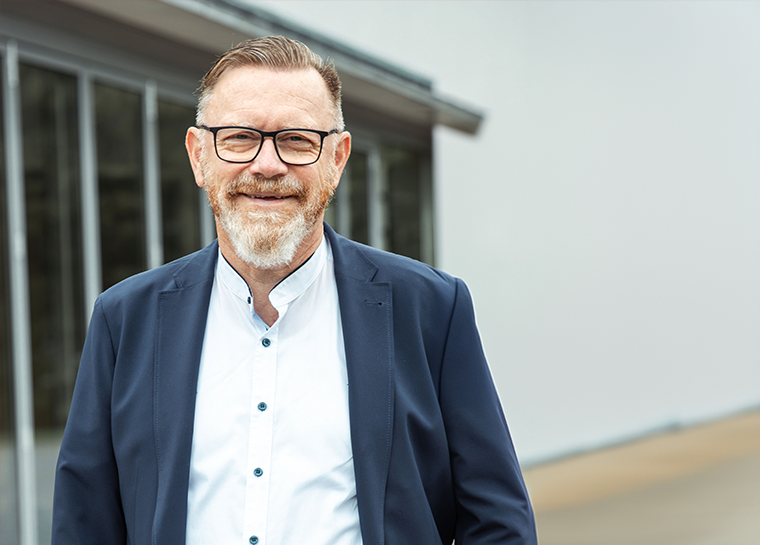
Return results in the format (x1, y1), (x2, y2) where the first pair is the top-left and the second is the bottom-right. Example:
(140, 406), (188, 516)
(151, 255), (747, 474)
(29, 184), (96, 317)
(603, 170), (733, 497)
(0, 2), (482, 543)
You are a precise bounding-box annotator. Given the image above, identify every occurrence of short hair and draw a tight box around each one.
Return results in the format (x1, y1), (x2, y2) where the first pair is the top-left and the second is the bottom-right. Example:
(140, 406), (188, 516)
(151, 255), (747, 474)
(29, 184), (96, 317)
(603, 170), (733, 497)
(196, 36), (344, 130)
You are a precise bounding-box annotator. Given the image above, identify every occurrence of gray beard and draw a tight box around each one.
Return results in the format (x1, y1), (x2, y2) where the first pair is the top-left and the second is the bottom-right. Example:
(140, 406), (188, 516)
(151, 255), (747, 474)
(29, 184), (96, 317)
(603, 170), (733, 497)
(215, 191), (313, 270)
(201, 160), (335, 270)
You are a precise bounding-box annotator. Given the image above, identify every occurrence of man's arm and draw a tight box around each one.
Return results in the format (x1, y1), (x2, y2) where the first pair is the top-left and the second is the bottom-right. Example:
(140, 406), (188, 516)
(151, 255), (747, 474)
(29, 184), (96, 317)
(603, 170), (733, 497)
(52, 297), (127, 545)
(440, 279), (537, 544)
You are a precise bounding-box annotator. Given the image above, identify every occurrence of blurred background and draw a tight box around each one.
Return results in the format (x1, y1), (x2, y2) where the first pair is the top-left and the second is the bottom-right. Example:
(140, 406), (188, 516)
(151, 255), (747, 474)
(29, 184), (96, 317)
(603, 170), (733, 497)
(1, 1), (758, 544)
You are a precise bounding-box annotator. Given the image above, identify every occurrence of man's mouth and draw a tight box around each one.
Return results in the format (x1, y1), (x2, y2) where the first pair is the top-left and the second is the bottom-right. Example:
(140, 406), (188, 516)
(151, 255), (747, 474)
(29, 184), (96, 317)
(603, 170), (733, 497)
(236, 192), (293, 201)
(253, 194), (288, 200)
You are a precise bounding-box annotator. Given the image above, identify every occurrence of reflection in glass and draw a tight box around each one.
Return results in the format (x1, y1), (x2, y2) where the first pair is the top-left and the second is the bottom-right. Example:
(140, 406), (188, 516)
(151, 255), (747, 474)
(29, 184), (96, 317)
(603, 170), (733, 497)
(20, 64), (85, 430)
(385, 147), (421, 261)
(158, 100), (202, 262)
(347, 151), (369, 246)
(330, 151), (369, 245)
(95, 82), (145, 289)
(19, 62), (85, 544)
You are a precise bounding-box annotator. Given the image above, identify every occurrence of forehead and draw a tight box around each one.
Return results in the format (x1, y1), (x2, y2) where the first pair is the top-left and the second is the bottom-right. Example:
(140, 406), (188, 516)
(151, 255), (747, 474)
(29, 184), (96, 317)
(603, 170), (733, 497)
(205, 65), (333, 128)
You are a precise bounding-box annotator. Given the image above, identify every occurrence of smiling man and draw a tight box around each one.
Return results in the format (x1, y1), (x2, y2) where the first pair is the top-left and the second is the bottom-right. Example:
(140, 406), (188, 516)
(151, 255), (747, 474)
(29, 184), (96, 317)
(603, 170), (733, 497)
(52, 37), (537, 545)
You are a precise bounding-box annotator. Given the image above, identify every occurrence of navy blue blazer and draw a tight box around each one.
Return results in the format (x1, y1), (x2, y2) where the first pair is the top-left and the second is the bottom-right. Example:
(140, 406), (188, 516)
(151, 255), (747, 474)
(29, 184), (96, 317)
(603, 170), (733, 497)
(53, 224), (537, 545)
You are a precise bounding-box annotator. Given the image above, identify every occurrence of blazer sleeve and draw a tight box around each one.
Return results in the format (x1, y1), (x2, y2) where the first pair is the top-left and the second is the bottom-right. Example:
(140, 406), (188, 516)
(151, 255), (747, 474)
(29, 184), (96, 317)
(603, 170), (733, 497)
(52, 297), (128, 545)
(439, 279), (537, 544)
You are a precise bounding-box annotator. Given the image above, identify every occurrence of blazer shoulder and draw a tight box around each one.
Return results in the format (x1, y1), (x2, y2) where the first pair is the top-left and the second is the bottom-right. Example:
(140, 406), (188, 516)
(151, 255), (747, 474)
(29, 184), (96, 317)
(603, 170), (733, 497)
(332, 231), (463, 303)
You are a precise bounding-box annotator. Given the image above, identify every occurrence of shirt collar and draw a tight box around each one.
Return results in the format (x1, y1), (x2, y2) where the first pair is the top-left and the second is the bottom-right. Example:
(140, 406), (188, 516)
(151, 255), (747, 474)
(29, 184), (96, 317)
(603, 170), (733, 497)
(215, 235), (329, 310)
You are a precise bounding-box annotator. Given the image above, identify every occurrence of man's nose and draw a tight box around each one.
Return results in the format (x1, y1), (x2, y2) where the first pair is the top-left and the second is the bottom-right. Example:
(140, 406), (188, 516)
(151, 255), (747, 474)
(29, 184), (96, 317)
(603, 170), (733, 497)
(248, 137), (289, 178)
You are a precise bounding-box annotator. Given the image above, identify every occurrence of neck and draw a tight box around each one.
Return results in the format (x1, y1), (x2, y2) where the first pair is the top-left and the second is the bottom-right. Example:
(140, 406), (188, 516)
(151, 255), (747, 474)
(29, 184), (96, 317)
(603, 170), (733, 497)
(218, 222), (324, 327)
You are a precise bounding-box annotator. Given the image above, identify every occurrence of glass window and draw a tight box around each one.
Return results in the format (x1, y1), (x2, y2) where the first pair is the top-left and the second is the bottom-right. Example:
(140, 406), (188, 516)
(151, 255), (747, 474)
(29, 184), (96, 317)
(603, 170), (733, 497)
(95, 82), (145, 289)
(328, 151), (369, 245)
(19, 64), (85, 431)
(18, 62), (85, 544)
(384, 147), (422, 261)
(158, 100), (202, 262)
(347, 151), (370, 246)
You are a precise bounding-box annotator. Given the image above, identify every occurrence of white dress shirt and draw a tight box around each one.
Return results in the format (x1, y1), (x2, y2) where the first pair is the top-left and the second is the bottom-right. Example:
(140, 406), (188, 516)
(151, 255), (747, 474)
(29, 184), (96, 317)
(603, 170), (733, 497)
(186, 236), (362, 545)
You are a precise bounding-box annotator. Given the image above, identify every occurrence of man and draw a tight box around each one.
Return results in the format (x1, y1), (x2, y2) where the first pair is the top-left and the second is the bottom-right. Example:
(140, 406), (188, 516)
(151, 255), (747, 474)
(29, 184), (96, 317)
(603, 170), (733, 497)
(53, 36), (537, 545)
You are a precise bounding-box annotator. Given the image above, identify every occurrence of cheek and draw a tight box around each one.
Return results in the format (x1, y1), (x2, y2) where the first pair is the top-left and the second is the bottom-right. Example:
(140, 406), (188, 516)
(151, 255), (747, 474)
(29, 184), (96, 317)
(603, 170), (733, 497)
(316, 160), (339, 190)
(201, 159), (239, 195)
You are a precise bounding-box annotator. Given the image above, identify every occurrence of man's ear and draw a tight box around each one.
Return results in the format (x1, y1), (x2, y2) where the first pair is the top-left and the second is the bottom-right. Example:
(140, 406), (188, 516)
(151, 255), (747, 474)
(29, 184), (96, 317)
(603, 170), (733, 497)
(331, 131), (352, 190)
(186, 127), (206, 188)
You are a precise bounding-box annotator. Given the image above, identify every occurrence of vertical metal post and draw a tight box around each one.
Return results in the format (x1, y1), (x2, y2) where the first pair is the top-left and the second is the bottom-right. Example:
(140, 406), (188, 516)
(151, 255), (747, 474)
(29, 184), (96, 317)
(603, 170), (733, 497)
(199, 191), (215, 247)
(143, 79), (163, 269)
(367, 146), (385, 250)
(78, 72), (101, 317)
(3, 39), (40, 545)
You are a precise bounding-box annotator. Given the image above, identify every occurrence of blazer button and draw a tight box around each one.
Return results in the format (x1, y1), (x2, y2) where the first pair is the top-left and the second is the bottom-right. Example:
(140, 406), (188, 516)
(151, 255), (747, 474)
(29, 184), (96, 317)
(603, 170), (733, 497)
(261, 338), (271, 347)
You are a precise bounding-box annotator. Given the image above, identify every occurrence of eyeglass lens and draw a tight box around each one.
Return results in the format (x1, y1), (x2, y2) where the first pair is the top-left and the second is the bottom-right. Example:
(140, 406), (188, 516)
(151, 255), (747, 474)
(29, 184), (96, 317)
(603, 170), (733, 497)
(215, 128), (323, 165)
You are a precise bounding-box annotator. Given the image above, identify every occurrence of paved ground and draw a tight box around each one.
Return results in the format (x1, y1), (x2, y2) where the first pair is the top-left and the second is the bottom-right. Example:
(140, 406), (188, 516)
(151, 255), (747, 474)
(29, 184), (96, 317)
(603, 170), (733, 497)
(523, 410), (760, 545)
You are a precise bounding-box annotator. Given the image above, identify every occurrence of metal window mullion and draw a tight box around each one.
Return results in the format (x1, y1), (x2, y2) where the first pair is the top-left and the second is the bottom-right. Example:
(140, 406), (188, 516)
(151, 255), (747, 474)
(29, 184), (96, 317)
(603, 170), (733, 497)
(143, 79), (163, 269)
(199, 191), (215, 247)
(79, 71), (102, 318)
(3, 40), (39, 545)
(367, 146), (385, 250)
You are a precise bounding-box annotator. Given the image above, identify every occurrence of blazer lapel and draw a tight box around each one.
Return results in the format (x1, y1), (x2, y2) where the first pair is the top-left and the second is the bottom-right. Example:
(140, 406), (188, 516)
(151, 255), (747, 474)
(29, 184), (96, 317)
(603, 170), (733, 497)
(150, 231), (393, 545)
(326, 225), (394, 545)
(152, 242), (217, 545)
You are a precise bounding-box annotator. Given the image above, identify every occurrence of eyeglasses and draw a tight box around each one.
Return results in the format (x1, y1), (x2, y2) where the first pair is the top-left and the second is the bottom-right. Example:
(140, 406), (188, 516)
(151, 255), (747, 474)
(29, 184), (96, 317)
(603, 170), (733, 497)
(199, 125), (339, 166)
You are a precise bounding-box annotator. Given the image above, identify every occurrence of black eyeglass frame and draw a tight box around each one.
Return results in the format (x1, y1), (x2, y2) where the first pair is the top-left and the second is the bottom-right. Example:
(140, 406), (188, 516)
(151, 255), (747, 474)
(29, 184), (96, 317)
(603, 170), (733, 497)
(199, 125), (340, 166)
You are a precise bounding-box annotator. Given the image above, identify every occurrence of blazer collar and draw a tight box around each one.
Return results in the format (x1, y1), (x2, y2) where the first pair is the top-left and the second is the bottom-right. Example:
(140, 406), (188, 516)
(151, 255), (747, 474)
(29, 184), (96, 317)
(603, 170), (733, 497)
(326, 224), (394, 545)
(154, 231), (393, 545)
(153, 242), (218, 545)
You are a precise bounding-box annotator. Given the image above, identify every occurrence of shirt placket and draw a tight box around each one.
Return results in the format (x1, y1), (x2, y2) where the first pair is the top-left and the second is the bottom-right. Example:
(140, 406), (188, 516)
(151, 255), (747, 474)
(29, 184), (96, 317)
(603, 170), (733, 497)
(242, 321), (279, 545)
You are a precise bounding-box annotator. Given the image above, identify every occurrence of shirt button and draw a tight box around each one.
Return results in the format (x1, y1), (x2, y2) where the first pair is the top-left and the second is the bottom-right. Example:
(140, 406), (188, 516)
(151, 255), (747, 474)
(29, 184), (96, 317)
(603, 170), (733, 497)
(254, 467), (263, 477)
(258, 402), (267, 411)
(261, 338), (271, 347)
(249, 537), (259, 545)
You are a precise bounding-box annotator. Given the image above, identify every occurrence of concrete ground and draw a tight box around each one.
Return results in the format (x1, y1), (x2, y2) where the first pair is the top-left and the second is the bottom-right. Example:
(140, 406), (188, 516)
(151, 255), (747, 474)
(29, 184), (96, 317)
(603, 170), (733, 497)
(523, 410), (760, 545)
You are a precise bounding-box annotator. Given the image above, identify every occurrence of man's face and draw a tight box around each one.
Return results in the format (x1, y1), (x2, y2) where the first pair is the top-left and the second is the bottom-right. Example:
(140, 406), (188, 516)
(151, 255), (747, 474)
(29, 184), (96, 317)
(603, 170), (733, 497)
(187, 65), (350, 269)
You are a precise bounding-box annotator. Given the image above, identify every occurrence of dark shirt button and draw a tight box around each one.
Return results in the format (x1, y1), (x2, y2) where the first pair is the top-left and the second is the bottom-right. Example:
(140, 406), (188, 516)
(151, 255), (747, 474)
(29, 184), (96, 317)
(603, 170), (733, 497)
(261, 338), (271, 347)
(249, 537), (258, 545)
(254, 467), (263, 477)
(258, 402), (267, 411)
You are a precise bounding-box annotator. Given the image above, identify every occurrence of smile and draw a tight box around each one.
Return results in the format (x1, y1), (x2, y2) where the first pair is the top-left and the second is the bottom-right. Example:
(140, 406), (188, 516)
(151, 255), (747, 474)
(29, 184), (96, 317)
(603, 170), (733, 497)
(237, 192), (293, 200)
(235, 192), (298, 206)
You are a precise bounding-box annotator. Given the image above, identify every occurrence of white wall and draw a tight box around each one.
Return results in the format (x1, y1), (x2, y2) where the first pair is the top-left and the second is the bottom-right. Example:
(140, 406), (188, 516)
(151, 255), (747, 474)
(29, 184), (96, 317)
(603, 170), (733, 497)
(250, 1), (760, 464)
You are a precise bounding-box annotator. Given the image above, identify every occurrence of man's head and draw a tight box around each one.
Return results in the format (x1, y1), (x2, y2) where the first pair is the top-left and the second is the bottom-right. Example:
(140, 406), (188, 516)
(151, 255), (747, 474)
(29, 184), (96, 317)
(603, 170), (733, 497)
(186, 37), (351, 270)
(196, 36), (344, 132)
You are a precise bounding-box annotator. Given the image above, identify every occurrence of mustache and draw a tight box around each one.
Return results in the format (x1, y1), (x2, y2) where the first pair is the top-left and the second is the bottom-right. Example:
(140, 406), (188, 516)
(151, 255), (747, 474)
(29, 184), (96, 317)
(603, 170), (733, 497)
(224, 173), (308, 199)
